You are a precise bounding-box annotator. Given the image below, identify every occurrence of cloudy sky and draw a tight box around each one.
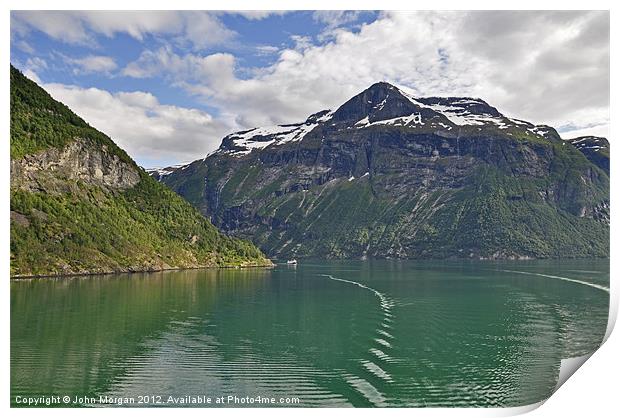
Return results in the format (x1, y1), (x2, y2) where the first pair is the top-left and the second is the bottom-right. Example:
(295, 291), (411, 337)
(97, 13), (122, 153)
(11, 10), (609, 168)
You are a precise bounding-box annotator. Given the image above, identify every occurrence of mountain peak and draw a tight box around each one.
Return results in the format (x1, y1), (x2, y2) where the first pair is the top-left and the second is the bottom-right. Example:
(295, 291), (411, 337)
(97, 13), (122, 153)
(330, 82), (511, 129)
(366, 80), (400, 91)
(330, 81), (422, 124)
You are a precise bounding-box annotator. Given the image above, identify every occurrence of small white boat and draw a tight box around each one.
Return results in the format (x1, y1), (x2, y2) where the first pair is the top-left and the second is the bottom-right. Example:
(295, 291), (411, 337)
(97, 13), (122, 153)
(286, 259), (298, 265)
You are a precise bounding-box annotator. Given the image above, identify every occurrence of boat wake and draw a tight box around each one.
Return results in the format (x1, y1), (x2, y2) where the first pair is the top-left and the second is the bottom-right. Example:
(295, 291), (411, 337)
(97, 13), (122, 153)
(319, 274), (397, 406)
(497, 269), (609, 293)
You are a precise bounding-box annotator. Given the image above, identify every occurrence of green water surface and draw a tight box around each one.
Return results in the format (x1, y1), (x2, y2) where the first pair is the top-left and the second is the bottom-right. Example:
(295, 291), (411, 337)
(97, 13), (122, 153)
(11, 259), (609, 407)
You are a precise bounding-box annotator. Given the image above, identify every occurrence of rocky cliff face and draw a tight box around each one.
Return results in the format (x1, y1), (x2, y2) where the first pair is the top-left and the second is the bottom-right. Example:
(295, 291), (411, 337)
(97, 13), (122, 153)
(11, 138), (141, 194)
(159, 82), (610, 260)
(10, 65), (271, 277)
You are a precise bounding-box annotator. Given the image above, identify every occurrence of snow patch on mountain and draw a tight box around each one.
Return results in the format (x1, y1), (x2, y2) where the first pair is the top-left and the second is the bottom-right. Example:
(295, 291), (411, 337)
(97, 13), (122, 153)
(394, 85), (509, 128)
(567, 136), (608, 152)
(222, 120), (326, 156)
(355, 116), (370, 126)
(146, 162), (191, 178)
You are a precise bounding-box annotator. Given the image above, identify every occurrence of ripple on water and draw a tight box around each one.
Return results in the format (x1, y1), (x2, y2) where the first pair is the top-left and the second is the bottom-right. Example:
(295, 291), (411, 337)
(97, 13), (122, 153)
(10, 262), (609, 408)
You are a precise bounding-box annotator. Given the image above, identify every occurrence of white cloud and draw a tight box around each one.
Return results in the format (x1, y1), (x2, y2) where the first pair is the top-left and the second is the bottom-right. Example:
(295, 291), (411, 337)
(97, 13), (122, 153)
(255, 45), (280, 56)
(25, 56), (47, 72)
(125, 10), (608, 138)
(22, 69), (42, 84)
(290, 35), (313, 50)
(228, 11), (289, 20)
(11, 11), (235, 50)
(14, 39), (35, 54)
(454, 11), (609, 135)
(125, 12), (476, 129)
(65, 55), (118, 75)
(41, 82), (230, 166)
(11, 11), (96, 45)
(553, 106), (610, 139)
(179, 12), (237, 50)
(122, 46), (235, 84)
(312, 10), (363, 29)
(78, 11), (184, 41)
(559, 124), (609, 139)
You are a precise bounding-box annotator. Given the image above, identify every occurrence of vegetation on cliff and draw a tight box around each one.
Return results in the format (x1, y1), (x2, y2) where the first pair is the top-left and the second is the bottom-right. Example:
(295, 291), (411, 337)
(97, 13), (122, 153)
(10, 65), (271, 277)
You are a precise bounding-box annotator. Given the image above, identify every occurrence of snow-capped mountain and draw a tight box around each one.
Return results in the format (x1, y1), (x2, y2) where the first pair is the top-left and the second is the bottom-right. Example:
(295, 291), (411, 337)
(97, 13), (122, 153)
(215, 82), (560, 156)
(155, 82), (609, 260)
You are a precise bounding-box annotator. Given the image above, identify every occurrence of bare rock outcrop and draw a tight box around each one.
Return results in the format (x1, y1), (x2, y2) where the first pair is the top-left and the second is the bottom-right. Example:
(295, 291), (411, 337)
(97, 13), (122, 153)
(11, 138), (141, 193)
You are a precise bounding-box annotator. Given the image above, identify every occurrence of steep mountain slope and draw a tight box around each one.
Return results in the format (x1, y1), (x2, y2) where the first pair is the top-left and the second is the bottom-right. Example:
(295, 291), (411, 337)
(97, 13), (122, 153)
(10, 65), (271, 277)
(159, 82), (610, 260)
(566, 136), (609, 174)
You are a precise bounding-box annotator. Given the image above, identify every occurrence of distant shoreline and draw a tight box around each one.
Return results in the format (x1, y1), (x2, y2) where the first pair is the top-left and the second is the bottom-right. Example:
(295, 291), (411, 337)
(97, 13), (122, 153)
(10, 256), (610, 280)
(10, 262), (275, 280)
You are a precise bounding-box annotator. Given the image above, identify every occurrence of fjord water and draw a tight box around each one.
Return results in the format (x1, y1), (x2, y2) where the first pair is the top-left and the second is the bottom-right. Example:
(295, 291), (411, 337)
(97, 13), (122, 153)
(11, 260), (609, 407)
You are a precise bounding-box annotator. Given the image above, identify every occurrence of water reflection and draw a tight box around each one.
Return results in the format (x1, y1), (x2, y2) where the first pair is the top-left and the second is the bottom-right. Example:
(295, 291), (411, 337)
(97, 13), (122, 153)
(11, 260), (608, 407)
